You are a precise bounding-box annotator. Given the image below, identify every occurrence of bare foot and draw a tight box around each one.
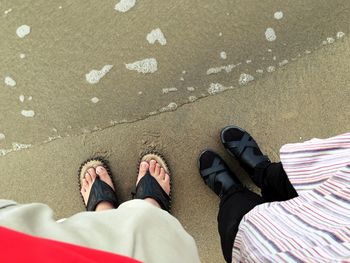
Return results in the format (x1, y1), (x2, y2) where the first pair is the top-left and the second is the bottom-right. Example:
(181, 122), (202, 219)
(80, 166), (115, 211)
(136, 160), (170, 208)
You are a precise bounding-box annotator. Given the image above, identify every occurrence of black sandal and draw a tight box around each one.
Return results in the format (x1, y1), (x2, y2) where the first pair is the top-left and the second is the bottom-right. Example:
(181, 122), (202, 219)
(78, 157), (119, 211)
(198, 150), (241, 198)
(132, 152), (172, 213)
(220, 126), (270, 175)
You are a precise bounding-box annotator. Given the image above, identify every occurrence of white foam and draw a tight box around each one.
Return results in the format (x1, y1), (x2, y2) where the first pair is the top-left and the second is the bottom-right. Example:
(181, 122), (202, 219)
(114, 0), (136, 13)
(239, 73), (254, 86)
(327, 37), (335, 44)
(273, 56), (277, 61)
(265, 28), (276, 42)
(337, 32), (345, 39)
(279, 59), (288, 67)
(246, 60), (252, 64)
(274, 11), (283, 20)
(188, 96), (197, 102)
(126, 58), (157, 74)
(180, 77), (184, 81)
(159, 102), (177, 112)
(0, 142), (32, 156)
(219, 32), (223, 37)
(256, 69), (264, 74)
(208, 83), (233, 95)
(16, 25), (31, 38)
(162, 87), (177, 94)
(220, 51), (227, 60)
(19, 95), (25, 102)
(91, 97), (99, 103)
(186, 87), (195, 91)
(147, 28), (166, 45)
(182, 70), (186, 74)
(4, 76), (16, 87)
(267, 66), (275, 72)
(0, 133), (5, 141)
(21, 110), (35, 117)
(28, 96), (32, 101)
(19, 53), (26, 59)
(4, 8), (12, 15)
(85, 65), (113, 84)
(12, 142), (31, 151)
(206, 62), (241, 75)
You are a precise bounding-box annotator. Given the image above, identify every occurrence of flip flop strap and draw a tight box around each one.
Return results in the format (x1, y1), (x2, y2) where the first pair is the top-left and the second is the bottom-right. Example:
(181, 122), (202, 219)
(87, 177), (119, 211)
(133, 172), (171, 213)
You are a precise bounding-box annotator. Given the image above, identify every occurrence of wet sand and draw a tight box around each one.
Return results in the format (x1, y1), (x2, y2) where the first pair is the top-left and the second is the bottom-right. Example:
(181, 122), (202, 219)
(1, 1), (350, 262)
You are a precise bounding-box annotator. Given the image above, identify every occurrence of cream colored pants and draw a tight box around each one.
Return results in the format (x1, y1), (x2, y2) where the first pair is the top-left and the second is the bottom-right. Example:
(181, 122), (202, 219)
(0, 199), (200, 263)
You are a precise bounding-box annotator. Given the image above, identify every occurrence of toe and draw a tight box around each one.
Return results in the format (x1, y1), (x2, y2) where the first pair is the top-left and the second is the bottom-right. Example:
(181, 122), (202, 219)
(159, 167), (165, 180)
(164, 173), (170, 183)
(138, 161), (149, 177)
(85, 172), (92, 184)
(94, 165), (114, 191)
(164, 173), (171, 194)
(154, 163), (161, 177)
(81, 179), (87, 192)
(149, 160), (156, 174)
(87, 167), (97, 181)
(96, 166), (108, 179)
(82, 178), (88, 188)
(136, 161), (149, 186)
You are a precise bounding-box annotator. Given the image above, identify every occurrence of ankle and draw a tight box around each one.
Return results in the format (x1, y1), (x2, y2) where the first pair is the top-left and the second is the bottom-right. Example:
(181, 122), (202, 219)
(95, 201), (114, 212)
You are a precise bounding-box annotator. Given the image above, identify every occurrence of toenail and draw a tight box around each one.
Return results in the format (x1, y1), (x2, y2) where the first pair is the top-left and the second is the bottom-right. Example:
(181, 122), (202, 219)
(141, 162), (147, 168)
(96, 166), (104, 173)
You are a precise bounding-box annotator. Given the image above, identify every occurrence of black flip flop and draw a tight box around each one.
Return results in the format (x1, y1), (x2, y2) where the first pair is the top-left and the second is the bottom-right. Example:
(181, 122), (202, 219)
(132, 151), (172, 213)
(78, 157), (119, 211)
(198, 150), (241, 198)
(220, 126), (270, 175)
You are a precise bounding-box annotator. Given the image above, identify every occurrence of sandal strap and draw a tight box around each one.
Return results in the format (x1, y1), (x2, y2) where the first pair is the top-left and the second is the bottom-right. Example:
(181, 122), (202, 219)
(133, 172), (171, 212)
(200, 154), (240, 197)
(224, 133), (257, 157)
(200, 158), (226, 177)
(87, 177), (119, 211)
(223, 130), (270, 170)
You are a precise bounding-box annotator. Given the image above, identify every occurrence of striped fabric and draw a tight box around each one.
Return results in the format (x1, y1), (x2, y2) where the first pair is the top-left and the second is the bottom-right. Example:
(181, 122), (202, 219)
(232, 133), (350, 262)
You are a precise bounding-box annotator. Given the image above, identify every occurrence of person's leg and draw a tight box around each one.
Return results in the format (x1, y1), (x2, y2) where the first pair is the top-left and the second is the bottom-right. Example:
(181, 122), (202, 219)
(253, 161), (298, 202)
(198, 150), (265, 263)
(218, 185), (264, 263)
(0, 159), (200, 263)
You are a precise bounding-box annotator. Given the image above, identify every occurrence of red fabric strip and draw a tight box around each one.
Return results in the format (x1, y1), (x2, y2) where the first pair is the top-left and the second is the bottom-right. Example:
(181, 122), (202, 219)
(0, 226), (141, 263)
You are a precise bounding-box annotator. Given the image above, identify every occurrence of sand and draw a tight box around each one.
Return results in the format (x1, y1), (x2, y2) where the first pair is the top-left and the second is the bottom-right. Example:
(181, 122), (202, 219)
(1, 1), (350, 262)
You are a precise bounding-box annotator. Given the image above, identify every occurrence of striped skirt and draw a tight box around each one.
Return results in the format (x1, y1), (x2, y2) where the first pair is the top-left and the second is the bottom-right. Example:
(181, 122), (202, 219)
(232, 133), (350, 262)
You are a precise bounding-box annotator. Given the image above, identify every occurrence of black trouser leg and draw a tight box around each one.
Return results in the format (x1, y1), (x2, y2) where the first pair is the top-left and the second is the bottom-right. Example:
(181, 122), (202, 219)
(253, 161), (298, 201)
(217, 185), (264, 263)
(217, 162), (298, 262)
